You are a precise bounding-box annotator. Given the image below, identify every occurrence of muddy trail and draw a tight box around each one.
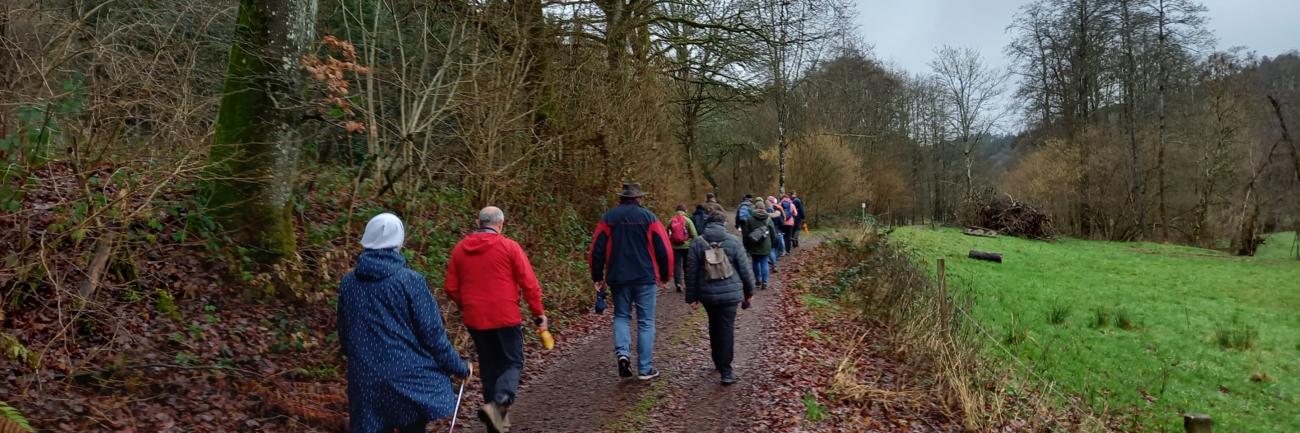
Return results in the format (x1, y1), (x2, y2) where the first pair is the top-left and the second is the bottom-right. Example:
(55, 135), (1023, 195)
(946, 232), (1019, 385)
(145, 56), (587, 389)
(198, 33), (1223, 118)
(491, 235), (824, 433)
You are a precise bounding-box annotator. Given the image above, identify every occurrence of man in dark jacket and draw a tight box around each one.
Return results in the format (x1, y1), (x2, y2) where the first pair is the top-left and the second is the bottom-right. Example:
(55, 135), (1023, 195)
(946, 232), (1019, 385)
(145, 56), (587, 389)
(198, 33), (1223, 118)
(685, 205), (756, 384)
(791, 191), (806, 248)
(690, 204), (709, 237)
(445, 206), (546, 433)
(589, 182), (674, 381)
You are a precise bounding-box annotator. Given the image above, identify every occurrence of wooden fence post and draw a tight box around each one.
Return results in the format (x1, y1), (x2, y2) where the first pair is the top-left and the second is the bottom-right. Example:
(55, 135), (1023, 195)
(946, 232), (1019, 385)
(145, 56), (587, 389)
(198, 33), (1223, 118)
(1183, 413), (1212, 433)
(937, 258), (947, 297)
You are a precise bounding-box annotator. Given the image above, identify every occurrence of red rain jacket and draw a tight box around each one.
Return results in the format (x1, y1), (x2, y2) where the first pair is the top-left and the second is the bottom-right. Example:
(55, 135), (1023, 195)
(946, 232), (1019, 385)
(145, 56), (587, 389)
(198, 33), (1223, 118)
(444, 231), (545, 330)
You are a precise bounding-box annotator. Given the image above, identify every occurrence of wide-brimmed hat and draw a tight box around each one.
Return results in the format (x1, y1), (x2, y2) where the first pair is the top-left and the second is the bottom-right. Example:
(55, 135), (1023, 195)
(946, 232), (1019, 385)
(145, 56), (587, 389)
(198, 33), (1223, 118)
(617, 181), (647, 198)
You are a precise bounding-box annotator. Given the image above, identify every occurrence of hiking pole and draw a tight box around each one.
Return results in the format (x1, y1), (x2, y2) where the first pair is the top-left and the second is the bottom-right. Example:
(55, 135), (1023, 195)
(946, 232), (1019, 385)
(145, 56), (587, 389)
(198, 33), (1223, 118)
(449, 364), (471, 433)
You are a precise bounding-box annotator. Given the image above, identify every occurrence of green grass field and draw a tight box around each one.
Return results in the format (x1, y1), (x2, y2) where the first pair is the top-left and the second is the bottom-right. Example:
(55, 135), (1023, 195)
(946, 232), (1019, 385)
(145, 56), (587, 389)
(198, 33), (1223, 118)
(891, 227), (1300, 433)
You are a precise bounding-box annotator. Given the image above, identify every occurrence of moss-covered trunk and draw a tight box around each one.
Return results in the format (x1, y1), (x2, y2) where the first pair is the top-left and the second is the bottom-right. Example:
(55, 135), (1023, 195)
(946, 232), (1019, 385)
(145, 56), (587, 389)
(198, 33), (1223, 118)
(207, 0), (317, 264)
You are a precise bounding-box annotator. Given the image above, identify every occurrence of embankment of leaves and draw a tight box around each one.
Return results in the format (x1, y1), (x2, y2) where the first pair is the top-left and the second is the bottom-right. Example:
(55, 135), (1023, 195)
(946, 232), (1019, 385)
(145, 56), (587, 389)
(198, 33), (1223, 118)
(747, 241), (961, 432)
(0, 162), (602, 432)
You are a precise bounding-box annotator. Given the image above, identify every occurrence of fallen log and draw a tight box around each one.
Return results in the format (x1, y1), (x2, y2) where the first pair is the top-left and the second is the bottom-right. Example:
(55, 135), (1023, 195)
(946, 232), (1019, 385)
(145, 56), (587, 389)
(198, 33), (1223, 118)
(962, 226), (999, 238)
(968, 250), (1003, 263)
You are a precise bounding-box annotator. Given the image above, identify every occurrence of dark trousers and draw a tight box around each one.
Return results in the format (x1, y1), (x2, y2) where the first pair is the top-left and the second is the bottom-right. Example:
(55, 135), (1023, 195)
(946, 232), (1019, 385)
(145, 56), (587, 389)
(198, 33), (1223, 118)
(791, 219), (802, 247)
(468, 326), (525, 407)
(673, 248), (688, 288)
(782, 225), (796, 251)
(703, 303), (738, 374)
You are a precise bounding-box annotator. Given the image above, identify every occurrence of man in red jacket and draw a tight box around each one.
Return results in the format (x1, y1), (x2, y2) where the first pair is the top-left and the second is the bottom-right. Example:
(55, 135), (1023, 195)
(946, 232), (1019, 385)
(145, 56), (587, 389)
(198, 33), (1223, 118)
(445, 206), (546, 433)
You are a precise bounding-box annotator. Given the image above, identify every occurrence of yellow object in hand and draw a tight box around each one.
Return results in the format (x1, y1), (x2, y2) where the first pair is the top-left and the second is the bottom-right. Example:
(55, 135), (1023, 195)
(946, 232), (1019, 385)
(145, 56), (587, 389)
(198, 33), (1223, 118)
(539, 329), (555, 350)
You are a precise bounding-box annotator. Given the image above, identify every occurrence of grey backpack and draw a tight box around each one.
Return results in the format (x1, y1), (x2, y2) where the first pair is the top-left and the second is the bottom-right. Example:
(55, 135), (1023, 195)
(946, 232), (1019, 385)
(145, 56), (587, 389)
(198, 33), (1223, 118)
(703, 242), (735, 281)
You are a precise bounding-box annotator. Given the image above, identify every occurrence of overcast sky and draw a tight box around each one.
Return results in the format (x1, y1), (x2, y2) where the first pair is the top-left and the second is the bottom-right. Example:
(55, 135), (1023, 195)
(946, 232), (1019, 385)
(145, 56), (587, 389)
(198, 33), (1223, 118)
(854, 0), (1300, 77)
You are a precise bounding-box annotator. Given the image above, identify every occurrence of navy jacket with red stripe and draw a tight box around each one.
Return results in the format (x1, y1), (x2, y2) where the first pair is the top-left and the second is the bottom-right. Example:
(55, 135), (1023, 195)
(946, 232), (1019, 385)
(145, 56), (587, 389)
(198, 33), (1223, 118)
(589, 203), (673, 286)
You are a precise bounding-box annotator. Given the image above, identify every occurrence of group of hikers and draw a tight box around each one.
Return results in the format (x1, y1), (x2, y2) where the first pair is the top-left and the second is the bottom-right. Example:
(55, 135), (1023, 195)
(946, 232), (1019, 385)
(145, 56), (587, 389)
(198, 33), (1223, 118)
(335, 182), (807, 433)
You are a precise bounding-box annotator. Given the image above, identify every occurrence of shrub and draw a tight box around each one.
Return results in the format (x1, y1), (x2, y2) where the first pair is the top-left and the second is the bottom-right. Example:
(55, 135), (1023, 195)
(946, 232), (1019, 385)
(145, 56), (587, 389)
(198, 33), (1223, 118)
(1046, 304), (1071, 325)
(1215, 320), (1259, 350)
(1114, 308), (1136, 330)
(1090, 307), (1111, 328)
(1004, 314), (1028, 345)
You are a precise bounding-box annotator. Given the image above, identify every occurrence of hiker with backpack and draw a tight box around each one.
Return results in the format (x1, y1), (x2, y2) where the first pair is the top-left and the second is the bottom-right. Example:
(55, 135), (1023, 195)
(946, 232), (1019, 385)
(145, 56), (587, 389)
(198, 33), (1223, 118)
(667, 203), (699, 292)
(766, 196), (786, 259)
(734, 194), (754, 231)
(685, 204), (756, 385)
(741, 197), (777, 290)
(780, 194), (798, 252)
(444, 206), (547, 433)
(337, 213), (472, 433)
(763, 199), (783, 273)
(589, 182), (674, 381)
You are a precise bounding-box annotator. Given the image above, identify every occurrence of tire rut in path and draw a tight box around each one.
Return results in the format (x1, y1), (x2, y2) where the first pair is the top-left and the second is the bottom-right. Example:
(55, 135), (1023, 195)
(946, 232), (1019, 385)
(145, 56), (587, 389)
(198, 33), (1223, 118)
(506, 235), (820, 433)
(504, 282), (698, 432)
(640, 236), (822, 433)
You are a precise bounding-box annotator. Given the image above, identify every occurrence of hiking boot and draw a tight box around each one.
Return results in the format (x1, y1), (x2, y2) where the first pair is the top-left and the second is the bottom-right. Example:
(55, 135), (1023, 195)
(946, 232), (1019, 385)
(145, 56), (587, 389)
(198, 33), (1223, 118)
(720, 370), (737, 385)
(760, 282), (767, 291)
(637, 368), (661, 381)
(617, 355), (633, 378)
(675, 284), (683, 292)
(478, 403), (507, 433)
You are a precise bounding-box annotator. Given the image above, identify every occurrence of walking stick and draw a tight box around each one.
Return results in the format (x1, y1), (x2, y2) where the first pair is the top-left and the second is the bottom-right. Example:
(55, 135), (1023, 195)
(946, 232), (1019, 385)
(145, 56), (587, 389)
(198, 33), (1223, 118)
(449, 364), (471, 433)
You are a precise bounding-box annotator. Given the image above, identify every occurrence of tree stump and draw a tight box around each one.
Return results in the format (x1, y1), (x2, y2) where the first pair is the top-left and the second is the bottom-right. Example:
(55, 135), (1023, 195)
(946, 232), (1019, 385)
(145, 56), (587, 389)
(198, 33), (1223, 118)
(1183, 413), (1212, 433)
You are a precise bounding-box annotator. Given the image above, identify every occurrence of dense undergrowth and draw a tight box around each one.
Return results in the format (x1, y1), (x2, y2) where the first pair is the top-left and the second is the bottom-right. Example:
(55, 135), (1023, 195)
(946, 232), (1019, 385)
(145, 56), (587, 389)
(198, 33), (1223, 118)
(0, 158), (601, 431)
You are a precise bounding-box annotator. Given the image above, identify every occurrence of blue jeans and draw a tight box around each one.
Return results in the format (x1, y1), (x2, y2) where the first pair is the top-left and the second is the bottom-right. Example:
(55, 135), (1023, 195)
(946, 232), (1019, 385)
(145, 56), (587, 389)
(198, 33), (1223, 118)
(612, 284), (657, 374)
(774, 232), (786, 256)
(768, 246), (778, 266)
(751, 255), (769, 283)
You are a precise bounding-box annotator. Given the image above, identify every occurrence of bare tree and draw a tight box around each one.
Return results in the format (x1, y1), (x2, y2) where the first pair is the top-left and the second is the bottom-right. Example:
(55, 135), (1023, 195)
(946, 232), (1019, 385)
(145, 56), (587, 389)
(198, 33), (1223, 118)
(929, 45), (1007, 196)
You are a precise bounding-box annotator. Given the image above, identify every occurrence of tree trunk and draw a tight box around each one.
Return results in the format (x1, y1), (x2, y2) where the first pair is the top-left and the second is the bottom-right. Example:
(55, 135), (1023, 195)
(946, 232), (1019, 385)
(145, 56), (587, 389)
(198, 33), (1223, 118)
(1267, 96), (1299, 259)
(206, 0), (317, 265)
(1156, 0), (1170, 242)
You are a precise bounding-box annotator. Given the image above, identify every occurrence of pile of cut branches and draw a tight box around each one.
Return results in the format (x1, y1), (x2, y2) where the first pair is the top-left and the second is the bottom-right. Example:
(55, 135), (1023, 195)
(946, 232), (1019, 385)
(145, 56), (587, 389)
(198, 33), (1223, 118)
(960, 188), (1056, 240)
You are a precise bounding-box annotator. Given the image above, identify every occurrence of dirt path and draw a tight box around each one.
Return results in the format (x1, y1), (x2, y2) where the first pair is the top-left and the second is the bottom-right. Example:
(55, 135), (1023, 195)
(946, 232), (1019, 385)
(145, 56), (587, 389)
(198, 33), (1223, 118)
(504, 234), (821, 433)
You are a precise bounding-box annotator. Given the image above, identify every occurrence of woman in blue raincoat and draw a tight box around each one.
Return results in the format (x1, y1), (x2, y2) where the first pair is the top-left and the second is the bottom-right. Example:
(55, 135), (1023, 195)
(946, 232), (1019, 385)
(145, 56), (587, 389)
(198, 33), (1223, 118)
(338, 213), (471, 433)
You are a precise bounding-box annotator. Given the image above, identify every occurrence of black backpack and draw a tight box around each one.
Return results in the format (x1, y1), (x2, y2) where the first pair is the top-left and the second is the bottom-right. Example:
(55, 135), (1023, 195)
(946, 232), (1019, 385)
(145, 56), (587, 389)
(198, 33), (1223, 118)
(746, 220), (769, 244)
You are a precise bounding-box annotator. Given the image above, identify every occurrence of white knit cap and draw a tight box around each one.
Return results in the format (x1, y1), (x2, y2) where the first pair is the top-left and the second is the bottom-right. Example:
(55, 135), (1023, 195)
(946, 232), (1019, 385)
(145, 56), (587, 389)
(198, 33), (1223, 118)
(360, 213), (404, 250)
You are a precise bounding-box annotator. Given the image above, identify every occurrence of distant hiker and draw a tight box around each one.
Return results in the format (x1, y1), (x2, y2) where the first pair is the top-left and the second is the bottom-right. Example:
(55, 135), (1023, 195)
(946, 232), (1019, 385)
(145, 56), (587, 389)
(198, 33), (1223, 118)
(766, 197), (786, 259)
(685, 205), (756, 385)
(780, 195), (798, 252)
(705, 192), (719, 204)
(444, 206), (547, 433)
(734, 194), (754, 231)
(691, 204), (710, 236)
(589, 182), (674, 381)
(763, 201), (782, 272)
(741, 198), (776, 290)
(667, 203), (699, 292)
(791, 191), (806, 248)
(338, 213), (471, 433)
